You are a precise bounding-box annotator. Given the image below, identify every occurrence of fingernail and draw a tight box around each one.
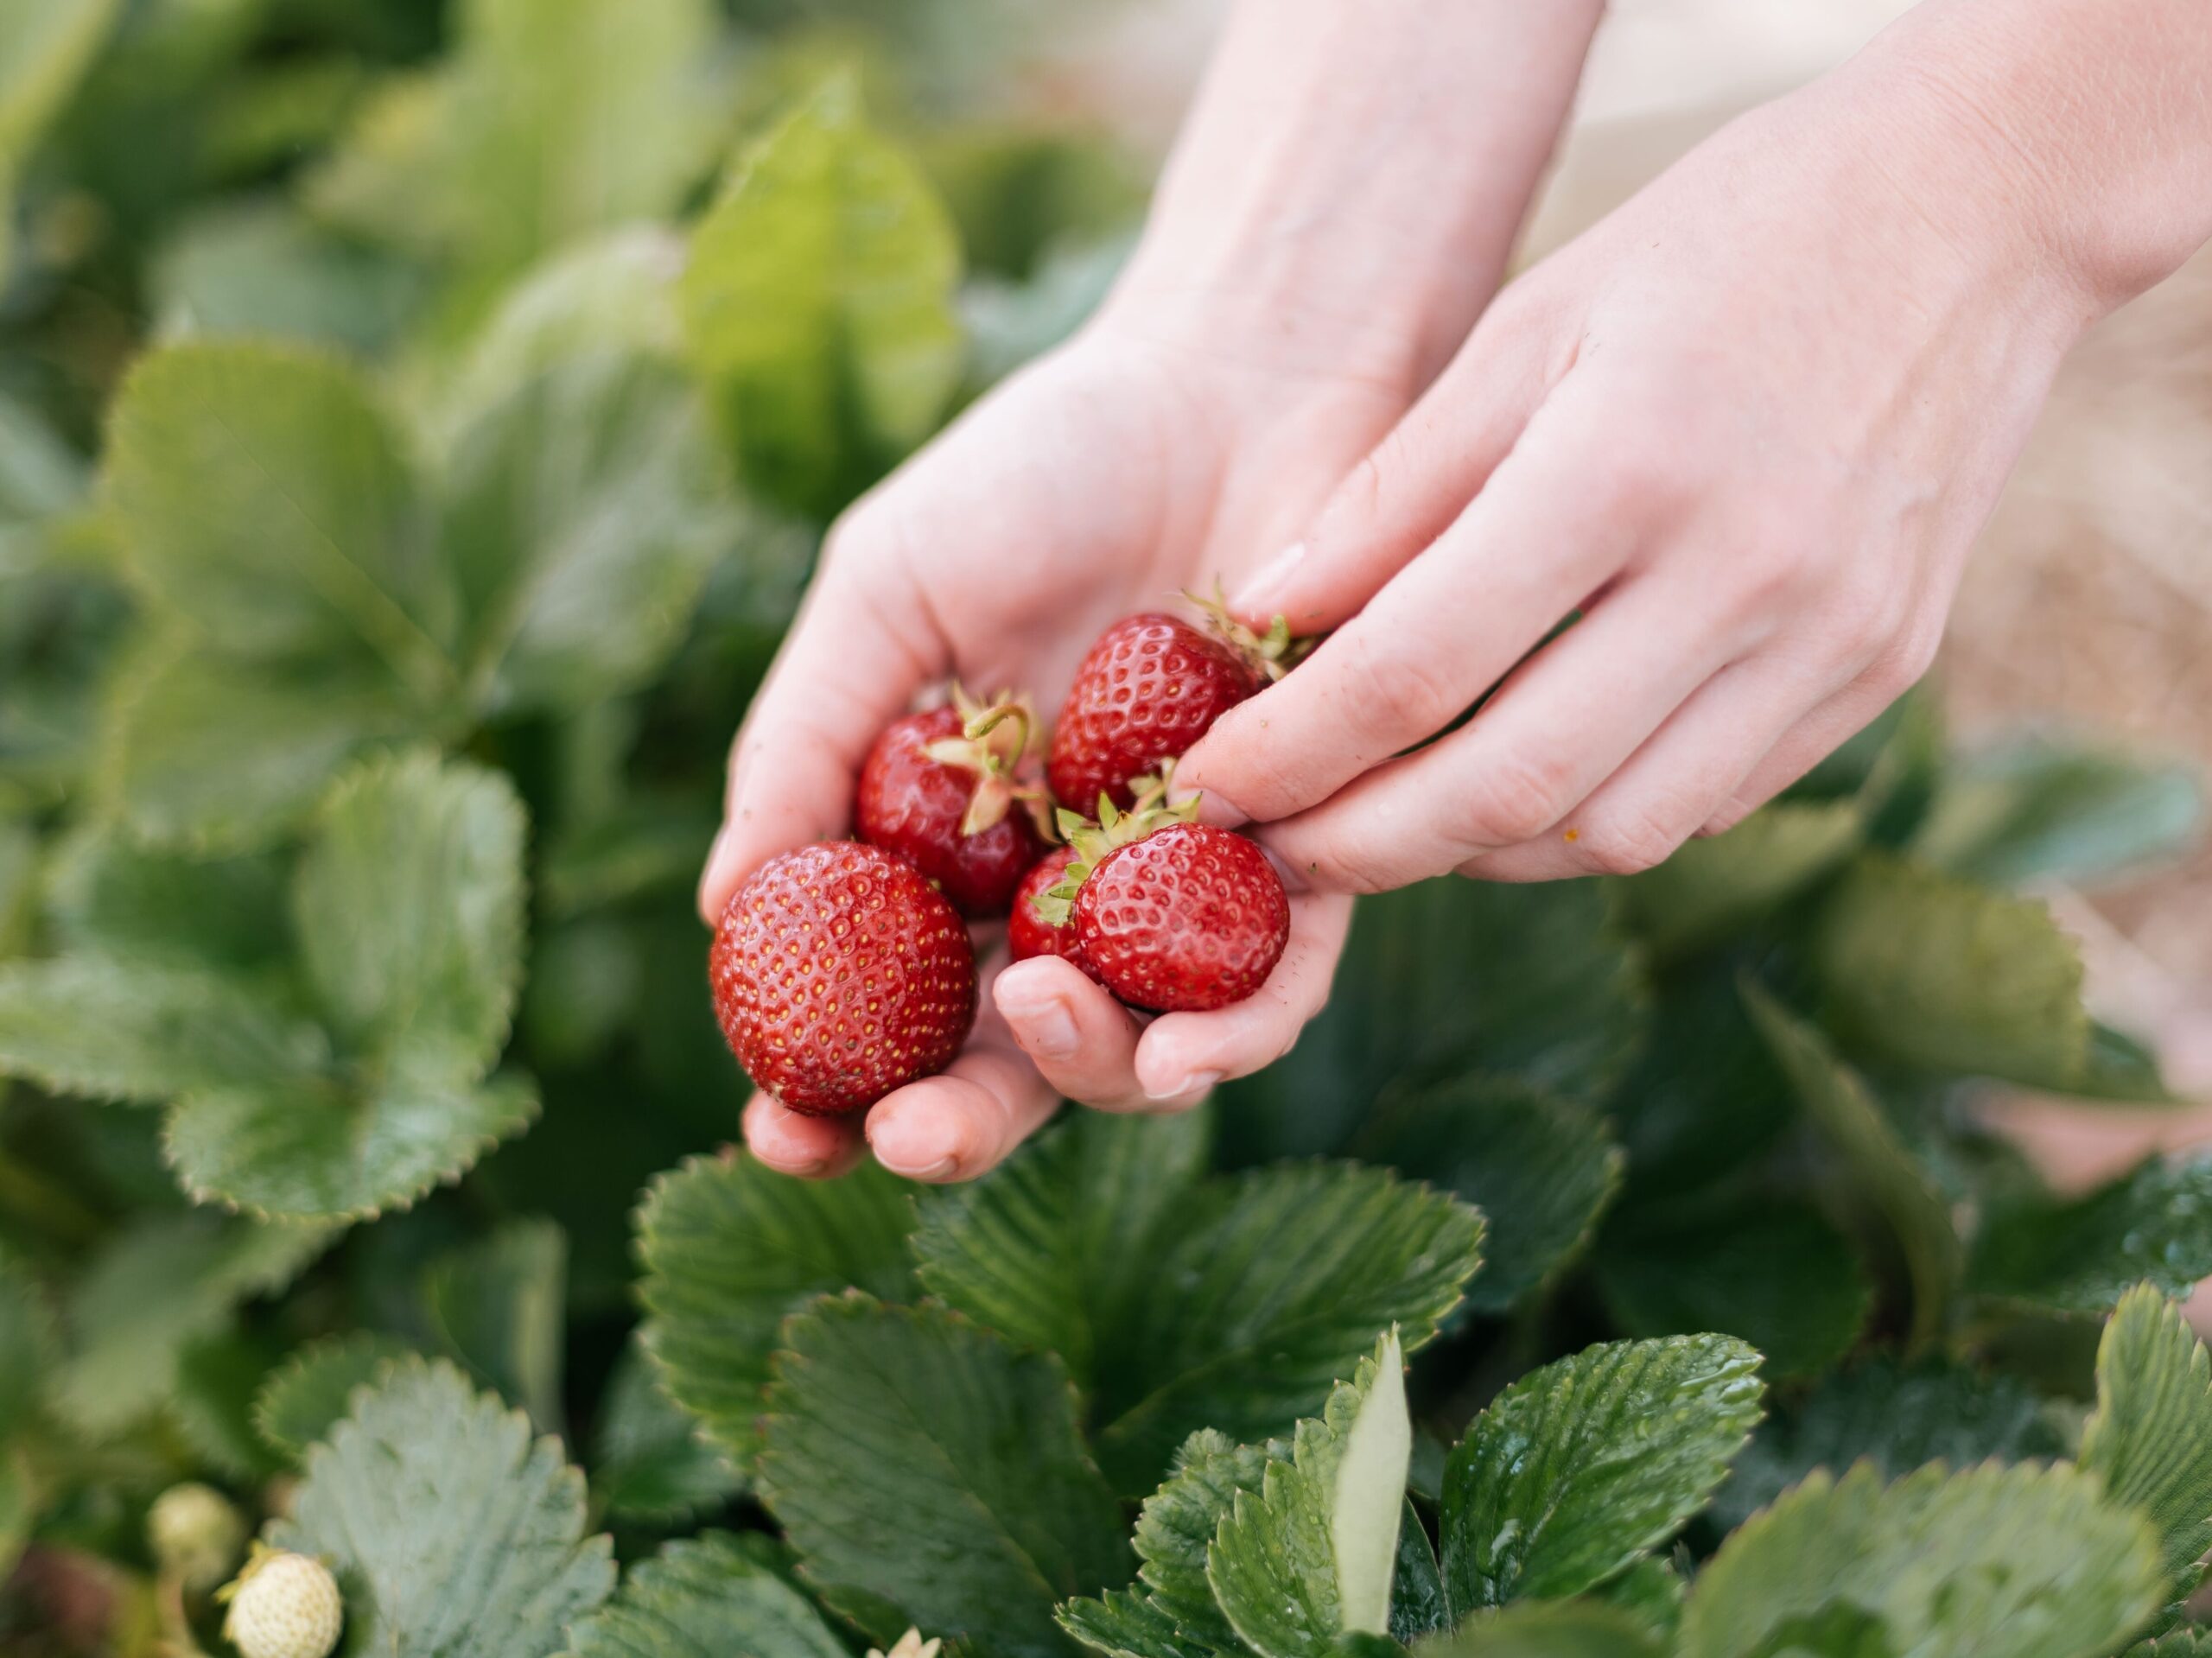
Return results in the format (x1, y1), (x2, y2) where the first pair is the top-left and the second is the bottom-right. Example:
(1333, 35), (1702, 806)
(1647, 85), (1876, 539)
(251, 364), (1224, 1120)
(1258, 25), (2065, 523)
(1147, 1069), (1222, 1103)
(1005, 991), (1078, 1059)
(869, 1116), (961, 1180)
(888, 1155), (958, 1181)
(1232, 543), (1305, 615)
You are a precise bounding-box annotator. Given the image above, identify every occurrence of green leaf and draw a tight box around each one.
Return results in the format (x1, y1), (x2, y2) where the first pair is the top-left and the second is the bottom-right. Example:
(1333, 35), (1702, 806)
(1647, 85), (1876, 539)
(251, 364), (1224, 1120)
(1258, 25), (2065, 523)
(1613, 801), (1860, 959)
(590, 1336), (744, 1525)
(50, 1211), (334, 1433)
(2124, 1638), (2212, 1658)
(1355, 1077), (1621, 1315)
(1916, 735), (2204, 888)
(636, 1152), (917, 1466)
(758, 1295), (1130, 1658)
(1707, 1357), (2063, 1535)
(275, 1358), (614, 1658)
(0, 0), (123, 279)
(1808, 854), (2090, 1088)
(149, 200), (424, 355)
(166, 1064), (539, 1222)
(423, 1217), (566, 1432)
(1208, 1331), (1412, 1656)
(1678, 1461), (2164, 1658)
(105, 341), (454, 696)
(439, 350), (740, 715)
(2081, 1284), (2212, 1604)
(913, 1109), (1211, 1384)
(1419, 1604), (1663, 1658)
(1968, 1155), (2212, 1314)
(1604, 972), (1795, 1198)
(1588, 1558), (1684, 1645)
(253, 1331), (419, 1460)
(1090, 1163), (1486, 1494)
(0, 956), (325, 1103)
(0, 1259), (55, 1441)
(683, 77), (964, 518)
(1440, 1336), (1764, 1617)
(1593, 1199), (1870, 1378)
(295, 749), (526, 1079)
(565, 1531), (850, 1658)
(1742, 981), (1961, 1347)
(1390, 1502), (1447, 1643)
(46, 832), (289, 973)
(172, 1329), (286, 1478)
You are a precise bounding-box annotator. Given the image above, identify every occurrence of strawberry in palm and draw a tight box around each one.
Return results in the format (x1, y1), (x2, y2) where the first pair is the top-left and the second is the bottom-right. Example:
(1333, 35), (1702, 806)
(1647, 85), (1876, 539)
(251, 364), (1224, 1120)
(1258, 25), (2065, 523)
(856, 688), (1046, 918)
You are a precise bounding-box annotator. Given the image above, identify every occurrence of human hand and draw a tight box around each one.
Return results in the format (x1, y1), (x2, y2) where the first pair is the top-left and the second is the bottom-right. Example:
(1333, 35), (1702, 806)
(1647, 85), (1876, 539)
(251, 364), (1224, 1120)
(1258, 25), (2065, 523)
(1176, 53), (2103, 890)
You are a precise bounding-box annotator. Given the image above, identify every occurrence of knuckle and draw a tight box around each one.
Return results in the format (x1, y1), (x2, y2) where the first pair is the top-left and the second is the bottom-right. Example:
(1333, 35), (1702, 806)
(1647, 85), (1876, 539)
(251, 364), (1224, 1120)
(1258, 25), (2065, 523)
(1457, 747), (1576, 848)
(1573, 800), (1690, 876)
(1345, 628), (1463, 740)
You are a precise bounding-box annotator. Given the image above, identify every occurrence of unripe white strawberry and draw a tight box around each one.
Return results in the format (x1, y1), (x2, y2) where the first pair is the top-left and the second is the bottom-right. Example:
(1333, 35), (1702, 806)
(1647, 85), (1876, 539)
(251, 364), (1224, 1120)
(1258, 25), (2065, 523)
(148, 1483), (245, 1593)
(219, 1545), (343, 1658)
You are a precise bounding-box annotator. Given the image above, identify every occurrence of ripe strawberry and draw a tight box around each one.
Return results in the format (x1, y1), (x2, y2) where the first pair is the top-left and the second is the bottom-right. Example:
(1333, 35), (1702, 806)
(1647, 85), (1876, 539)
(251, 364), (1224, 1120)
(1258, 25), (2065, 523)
(1046, 600), (1293, 813)
(1074, 823), (1288, 1012)
(856, 691), (1046, 918)
(1008, 848), (1099, 981)
(219, 1547), (343, 1658)
(712, 842), (976, 1115)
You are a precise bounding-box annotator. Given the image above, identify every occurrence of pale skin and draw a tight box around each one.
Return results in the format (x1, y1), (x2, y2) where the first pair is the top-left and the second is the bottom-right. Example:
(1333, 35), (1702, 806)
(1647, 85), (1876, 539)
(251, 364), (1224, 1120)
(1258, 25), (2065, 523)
(699, 0), (2212, 1181)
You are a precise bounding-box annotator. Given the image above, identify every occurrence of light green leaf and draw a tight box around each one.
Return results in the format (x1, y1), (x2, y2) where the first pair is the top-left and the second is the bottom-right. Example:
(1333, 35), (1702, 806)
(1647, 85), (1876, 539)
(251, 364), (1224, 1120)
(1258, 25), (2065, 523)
(1593, 1199), (1870, 1378)
(1968, 1155), (2212, 1314)
(1679, 1461), (2164, 1658)
(294, 750), (527, 1077)
(1588, 1558), (1684, 1646)
(683, 78), (964, 518)
(105, 341), (454, 696)
(46, 832), (289, 973)
(0, 0), (123, 279)
(1613, 801), (1860, 958)
(2081, 1284), (2212, 1604)
(1808, 854), (2090, 1088)
(758, 1295), (1130, 1658)
(913, 1109), (1211, 1383)
(1440, 1336), (1764, 1617)
(0, 956), (325, 1103)
(1708, 1357), (2062, 1534)
(1917, 735), (2204, 888)
(50, 1211), (334, 1433)
(1356, 1077), (1620, 1315)
(253, 1331), (419, 1460)
(149, 200), (424, 354)
(1743, 981), (1961, 1347)
(440, 350), (740, 715)
(1208, 1331), (1411, 1657)
(589, 1336), (743, 1525)
(1420, 1604), (1664, 1658)
(564, 1531), (849, 1658)
(636, 1152), (917, 1466)
(423, 1218), (566, 1432)
(275, 1358), (614, 1658)
(0, 1259), (55, 1441)
(1091, 1163), (1485, 1494)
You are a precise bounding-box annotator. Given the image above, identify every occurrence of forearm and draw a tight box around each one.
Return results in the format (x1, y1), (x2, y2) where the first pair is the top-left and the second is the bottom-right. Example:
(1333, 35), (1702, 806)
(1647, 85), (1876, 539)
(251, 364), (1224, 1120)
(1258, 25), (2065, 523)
(1104, 0), (1605, 384)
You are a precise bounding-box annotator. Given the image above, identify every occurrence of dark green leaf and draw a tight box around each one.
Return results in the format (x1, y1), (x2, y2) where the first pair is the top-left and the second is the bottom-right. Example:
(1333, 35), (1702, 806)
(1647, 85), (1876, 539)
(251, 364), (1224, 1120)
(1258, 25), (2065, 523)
(171, 1329), (285, 1478)
(1612, 802), (1859, 959)
(565, 1531), (850, 1658)
(45, 832), (289, 973)
(253, 1331), (419, 1460)
(0, 1259), (55, 1440)
(590, 1337), (744, 1525)
(0, 0), (122, 279)
(1916, 735), (2204, 888)
(1588, 1557), (1684, 1645)
(423, 1217), (567, 1432)
(1417, 1604), (1662, 1658)
(1604, 971), (1796, 1199)
(1968, 1154), (2212, 1314)
(1389, 1502), (1446, 1643)
(2080, 1284), (2212, 1604)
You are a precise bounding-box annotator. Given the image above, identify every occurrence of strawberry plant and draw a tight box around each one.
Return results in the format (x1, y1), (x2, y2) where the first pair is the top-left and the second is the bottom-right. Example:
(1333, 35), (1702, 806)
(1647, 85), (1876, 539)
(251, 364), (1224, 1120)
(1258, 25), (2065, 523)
(0, 2), (2209, 1655)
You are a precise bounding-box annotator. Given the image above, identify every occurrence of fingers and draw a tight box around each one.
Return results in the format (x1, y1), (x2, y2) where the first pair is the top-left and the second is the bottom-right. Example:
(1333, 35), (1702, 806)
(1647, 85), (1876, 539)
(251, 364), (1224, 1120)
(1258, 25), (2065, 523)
(861, 1017), (1063, 1183)
(743, 1094), (867, 1178)
(1703, 657), (1937, 835)
(995, 956), (1156, 1111)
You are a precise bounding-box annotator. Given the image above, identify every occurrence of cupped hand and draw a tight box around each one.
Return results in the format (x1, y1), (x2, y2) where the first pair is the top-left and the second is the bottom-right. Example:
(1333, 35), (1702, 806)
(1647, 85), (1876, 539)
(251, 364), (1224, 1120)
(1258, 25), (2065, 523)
(1175, 64), (2096, 889)
(696, 319), (1403, 1179)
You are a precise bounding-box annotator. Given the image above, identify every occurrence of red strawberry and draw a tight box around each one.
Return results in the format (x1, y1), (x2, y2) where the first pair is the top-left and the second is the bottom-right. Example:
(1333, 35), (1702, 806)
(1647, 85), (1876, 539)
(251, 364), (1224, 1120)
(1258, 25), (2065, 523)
(1046, 601), (1292, 813)
(856, 691), (1046, 917)
(1008, 847), (1099, 981)
(711, 842), (976, 1115)
(1075, 823), (1288, 1012)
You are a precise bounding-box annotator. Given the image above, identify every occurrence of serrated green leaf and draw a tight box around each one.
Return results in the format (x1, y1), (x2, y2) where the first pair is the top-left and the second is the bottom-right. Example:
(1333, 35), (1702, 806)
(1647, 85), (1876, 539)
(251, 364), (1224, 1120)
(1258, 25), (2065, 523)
(1916, 736), (2204, 888)
(1588, 1557), (1684, 1645)
(1968, 1155), (2212, 1314)
(46, 832), (289, 973)
(2081, 1284), (2212, 1604)
(1614, 801), (1860, 958)
(1605, 971), (1796, 1198)
(1742, 981), (1961, 1347)
(105, 341), (454, 696)
(913, 1109), (1211, 1383)
(565, 1531), (849, 1658)
(759, 1295), (1130, 1658)
(423, 1217), (566, 1432)
(1808, 854), (2090, 1088)
(1707, 1357), (2062, 1535)
(1593, 1199), (1870, 1378)
(1356, 1077), (1620, 1315)
(1208, 1331), (1411, 1657)
(1440, 1336), (1764, 1617)
(440, 350), (741, 715)
(1419, 1604), (1663, 1658)
(1092, 1163), (1485, 1494)
(0, 1258), (55, 1440)
(1679, 1461), (2164, 1658)
(275, 1358), (613, 1657)
(683, 78), (963, 518)
(636, 1153), (917, 1466)
(171, 1329), (286, 1478)
(1390, 1502), (1446, 1643)
(0, 956), (325, 1104)
(50, 1211), (334, 1433)
(253, 1331), (419, 1459)
(165, 1066), (540, 1221)
(589, 1336), (744, 1525)
(2123, 1636), (2212, 1658)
